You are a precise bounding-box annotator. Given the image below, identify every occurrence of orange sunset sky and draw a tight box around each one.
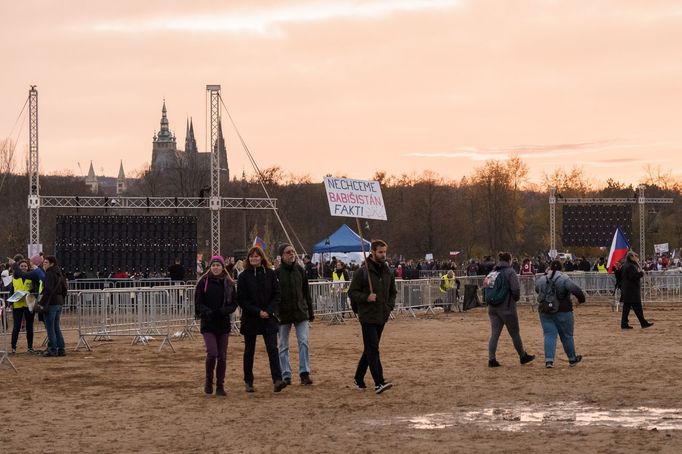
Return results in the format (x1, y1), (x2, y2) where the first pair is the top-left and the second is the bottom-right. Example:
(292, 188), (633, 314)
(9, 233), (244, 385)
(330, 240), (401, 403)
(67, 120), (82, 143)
(2, 0), (682, 186)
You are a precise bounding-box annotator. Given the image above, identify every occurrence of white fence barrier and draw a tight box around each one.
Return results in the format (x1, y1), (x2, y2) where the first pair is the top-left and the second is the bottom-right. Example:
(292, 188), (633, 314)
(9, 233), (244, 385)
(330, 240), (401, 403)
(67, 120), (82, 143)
(75, 286), (195, 353)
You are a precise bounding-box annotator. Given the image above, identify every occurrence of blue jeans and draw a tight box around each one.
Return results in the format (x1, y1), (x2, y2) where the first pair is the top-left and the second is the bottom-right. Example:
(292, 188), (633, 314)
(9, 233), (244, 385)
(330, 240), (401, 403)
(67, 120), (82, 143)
(44, 305), (65, 354)
(539, 311), (576, 362)
(278, 320), (310, 379)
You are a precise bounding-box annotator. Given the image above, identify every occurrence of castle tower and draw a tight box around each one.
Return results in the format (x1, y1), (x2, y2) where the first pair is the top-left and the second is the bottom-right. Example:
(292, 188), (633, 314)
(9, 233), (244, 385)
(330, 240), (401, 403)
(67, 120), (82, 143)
(85, 161), (99, 193)
(151, 100), (178, 172)
(116, 161), (127, 195)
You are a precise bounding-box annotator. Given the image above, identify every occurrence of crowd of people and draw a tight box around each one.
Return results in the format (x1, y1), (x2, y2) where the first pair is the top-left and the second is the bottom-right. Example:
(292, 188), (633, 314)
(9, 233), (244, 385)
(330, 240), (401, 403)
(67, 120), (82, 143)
(2, 242), (657, 395)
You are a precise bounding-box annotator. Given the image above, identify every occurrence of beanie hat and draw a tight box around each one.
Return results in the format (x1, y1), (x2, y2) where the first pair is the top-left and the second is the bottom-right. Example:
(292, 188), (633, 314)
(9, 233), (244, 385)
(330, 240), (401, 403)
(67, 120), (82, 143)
(278, 243), (293, 258)
(31, 255), (43, 267)
(209, 255), (225, 267)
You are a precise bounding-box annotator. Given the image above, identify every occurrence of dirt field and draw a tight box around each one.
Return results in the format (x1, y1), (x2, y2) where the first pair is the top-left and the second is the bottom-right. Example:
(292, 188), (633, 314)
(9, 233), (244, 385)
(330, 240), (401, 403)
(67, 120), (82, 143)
(2, 303), (681, 453)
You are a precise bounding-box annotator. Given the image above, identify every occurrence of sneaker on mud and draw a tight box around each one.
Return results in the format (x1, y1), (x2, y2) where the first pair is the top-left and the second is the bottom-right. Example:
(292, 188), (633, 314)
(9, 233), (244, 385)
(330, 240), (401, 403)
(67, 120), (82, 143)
(488, 359), (501, 368)
(283, 377), (292, 386)
(375, 382), (393, 395)
(545, 361), (554, 369)
(245, 383), (255, 393)
(354, 379), (367, 391)
(569, 355), (583, 367)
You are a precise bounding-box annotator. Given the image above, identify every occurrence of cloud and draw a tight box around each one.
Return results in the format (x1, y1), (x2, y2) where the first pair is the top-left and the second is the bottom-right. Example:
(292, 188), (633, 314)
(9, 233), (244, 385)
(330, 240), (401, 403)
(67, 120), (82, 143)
(87, 0), (462, 34)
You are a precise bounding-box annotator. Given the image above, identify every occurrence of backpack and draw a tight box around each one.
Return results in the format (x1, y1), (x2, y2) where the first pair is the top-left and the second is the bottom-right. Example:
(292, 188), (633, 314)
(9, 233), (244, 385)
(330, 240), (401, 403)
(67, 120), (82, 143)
(483, 270), (508, 306)
(537, 273), (560, 314)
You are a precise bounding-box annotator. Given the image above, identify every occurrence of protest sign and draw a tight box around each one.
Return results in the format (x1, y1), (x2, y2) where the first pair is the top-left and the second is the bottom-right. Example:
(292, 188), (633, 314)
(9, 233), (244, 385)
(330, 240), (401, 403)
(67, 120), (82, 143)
(324, 177), (387, 221)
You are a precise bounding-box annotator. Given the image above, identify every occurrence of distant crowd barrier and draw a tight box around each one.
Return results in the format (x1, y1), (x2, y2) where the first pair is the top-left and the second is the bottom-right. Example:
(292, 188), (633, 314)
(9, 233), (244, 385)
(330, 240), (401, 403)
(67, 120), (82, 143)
(75, 285), (195, 353)
(67, 278), (191, 291)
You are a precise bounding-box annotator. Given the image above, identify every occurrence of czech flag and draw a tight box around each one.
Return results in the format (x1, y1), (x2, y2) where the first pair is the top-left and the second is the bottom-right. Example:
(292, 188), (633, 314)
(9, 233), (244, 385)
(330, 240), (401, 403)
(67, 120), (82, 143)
(606, 227), (630, 273)
(253, 236), (267, 252)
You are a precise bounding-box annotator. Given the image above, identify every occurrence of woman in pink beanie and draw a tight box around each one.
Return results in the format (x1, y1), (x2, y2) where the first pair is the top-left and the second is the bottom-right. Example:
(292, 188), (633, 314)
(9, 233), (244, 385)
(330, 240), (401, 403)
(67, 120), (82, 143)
(194, 255), (237, 396)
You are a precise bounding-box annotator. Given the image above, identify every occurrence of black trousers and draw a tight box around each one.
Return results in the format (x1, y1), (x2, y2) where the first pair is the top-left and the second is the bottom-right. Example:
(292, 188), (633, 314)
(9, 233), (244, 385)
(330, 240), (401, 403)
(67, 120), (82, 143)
(243, 332), (282, 384)
(621, 301), (647, 327)
(355, 322), (386, 387)
(12, 307), (34, 350)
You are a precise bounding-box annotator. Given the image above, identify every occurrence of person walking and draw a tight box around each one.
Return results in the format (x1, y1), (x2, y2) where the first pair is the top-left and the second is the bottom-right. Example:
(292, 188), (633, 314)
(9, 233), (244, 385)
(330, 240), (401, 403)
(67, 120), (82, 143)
(237, 246), (287, 393)
(276, 243), (315, 386)
(195, 256), (237, 396)
(487, 252), (535, 368)
(348, 239), (396, 394)
(40, 256), (68, 357)
(535, 260), (586, 368)
(619, 251), (654, 329)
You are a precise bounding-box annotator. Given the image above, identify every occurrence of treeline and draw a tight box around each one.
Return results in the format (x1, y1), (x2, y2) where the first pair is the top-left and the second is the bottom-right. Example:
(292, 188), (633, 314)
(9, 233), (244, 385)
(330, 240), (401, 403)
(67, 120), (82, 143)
(2, 155), (682, 262)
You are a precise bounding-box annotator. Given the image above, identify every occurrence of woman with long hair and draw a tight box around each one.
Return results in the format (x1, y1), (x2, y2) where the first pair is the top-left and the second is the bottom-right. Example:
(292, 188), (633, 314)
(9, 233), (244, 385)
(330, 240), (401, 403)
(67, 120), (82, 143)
(8, 259), (37, 354)
(535, 260), (586, 368)
(41, 256), (68, 357)
(195, 255), (237, 396)
(237, 246), (287, 393)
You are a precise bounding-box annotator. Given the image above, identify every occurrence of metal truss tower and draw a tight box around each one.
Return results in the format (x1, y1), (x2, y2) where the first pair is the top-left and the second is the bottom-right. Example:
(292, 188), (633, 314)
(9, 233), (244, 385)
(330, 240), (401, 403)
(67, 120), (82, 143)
(207, 85), (221, 256)
(28, 86), (40, 255)
(26, 86), (276, 257)
(548, 186), (672, 258)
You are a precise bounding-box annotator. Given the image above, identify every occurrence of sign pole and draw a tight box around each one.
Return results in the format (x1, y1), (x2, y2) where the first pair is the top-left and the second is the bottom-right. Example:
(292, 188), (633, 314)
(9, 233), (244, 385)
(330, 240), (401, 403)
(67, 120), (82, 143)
(356, 217), (373, 293)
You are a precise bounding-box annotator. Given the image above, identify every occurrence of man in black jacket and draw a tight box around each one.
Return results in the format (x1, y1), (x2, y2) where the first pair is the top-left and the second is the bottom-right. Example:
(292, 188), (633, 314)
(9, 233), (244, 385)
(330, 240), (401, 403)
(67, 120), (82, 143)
(276, 244), (315, 386)
(348, 239), (396, 394)
(619, 251), (654, 329)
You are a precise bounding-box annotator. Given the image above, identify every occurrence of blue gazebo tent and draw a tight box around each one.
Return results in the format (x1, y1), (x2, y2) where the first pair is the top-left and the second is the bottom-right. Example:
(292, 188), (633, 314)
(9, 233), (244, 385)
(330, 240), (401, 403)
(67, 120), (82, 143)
(312, 224), (370, 253)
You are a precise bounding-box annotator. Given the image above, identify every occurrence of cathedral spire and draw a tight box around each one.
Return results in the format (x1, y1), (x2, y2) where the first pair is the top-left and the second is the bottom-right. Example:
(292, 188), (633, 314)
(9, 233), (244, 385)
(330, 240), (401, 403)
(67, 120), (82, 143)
(185, 117), (198, 153)
(156, 99), (174, 142)
(118, 160), (126, 179)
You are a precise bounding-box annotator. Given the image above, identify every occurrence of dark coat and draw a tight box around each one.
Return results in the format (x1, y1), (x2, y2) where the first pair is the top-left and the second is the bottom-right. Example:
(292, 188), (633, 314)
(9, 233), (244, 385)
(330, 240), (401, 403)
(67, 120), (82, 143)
(237, 266), (280, 335)
(276, 263), (314, 324)
(194, 272), (237, 334)
(619, 259), (643, 303)
(348, 257), (397, 325)
(42, 266), (67, 306)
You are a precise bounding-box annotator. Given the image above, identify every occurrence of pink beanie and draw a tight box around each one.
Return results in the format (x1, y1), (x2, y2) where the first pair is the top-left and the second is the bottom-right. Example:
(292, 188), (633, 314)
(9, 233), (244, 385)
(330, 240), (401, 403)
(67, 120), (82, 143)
(31, 255), (43, 267)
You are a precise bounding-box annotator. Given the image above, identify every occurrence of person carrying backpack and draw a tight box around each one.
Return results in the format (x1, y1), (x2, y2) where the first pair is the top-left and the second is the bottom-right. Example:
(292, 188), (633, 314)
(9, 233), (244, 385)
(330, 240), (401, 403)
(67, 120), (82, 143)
(535, 260), (586, 368)
(487, 252), (535, 368)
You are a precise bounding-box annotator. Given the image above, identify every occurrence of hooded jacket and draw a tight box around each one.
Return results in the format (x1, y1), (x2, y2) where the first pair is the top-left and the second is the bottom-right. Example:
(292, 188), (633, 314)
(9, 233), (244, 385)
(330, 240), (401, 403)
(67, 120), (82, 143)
(42, 265), (68, 306)
(237, 266), (280, 335)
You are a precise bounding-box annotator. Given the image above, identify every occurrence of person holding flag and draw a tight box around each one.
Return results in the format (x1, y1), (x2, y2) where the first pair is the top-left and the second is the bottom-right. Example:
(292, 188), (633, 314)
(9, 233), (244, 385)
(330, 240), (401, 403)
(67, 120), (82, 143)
(619, 251), (654, 330)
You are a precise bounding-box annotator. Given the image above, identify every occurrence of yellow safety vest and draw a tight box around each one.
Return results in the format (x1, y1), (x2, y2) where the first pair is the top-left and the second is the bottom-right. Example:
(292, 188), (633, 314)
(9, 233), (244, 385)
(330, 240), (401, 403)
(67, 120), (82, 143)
(597, 263), (607, 273)
(11, 277), (34, 309)
(440, 274), (456, 293)
(332, 271), (347, 282)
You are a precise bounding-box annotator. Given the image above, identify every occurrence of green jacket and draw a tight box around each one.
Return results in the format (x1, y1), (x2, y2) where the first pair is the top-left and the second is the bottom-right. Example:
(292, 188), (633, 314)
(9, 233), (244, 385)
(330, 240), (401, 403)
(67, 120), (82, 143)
(348, 257), (397, 324)
(276, 262), (314, 324)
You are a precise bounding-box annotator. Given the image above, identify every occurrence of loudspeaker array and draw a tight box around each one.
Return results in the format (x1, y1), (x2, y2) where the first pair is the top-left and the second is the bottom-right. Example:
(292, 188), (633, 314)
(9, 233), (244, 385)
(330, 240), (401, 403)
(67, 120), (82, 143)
(561, 205), (633, 247)
(55, 215), (197, 274)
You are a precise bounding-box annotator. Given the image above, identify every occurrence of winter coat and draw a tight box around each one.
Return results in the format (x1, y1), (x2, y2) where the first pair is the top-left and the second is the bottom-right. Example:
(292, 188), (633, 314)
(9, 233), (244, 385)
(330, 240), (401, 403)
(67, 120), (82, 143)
(276, 262), (314, 324)
(237, 266), (280, 335)
(619, 259), (643, 304)
(534, 270), (586, 312)
(42, 266), (68, 306)
(491, 261), (521, 308)
(348, 257), (397, 325)
(194, 272), (237, 334)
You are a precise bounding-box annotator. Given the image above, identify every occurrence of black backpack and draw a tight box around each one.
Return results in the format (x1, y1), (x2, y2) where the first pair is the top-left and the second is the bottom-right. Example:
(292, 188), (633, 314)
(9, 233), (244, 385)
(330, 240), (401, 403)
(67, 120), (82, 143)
(537, 273), (560, 314)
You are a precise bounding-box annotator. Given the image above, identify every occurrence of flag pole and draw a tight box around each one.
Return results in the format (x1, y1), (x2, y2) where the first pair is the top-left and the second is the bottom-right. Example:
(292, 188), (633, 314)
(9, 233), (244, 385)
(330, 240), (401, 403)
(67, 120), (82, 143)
(356, 218), (373, 293)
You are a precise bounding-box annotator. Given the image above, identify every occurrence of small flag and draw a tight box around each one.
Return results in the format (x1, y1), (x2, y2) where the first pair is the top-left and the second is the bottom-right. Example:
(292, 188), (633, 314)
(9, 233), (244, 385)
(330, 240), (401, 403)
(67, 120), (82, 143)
(253, 236), (267, 252)
(607, 227), (630, 273)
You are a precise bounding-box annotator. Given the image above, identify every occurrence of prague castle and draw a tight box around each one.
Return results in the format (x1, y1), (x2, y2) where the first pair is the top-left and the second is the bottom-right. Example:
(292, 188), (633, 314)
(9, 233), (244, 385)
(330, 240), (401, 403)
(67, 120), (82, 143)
(85, 101), (229, 194)
(151, 100), (229, 178)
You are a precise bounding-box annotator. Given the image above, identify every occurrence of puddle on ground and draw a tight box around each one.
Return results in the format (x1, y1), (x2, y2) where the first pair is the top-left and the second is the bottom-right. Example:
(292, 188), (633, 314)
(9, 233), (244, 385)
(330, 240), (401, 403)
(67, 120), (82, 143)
(383, 402), (682, 432)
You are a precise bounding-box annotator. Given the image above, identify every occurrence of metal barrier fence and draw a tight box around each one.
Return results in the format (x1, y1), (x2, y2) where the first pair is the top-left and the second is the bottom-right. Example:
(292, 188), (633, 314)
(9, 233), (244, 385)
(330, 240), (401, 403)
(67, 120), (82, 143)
(0, 293), (17, 371)
(309, 271), (682, 321)
(75, 286), (195, 353)
(67, 278), (191, 291)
